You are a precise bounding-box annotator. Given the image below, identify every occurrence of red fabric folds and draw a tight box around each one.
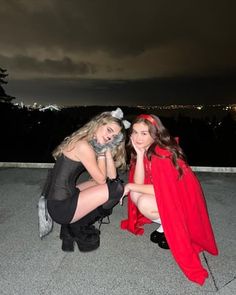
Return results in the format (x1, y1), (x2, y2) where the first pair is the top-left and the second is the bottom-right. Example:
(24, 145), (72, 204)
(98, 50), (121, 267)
(121, 146), (218, 285)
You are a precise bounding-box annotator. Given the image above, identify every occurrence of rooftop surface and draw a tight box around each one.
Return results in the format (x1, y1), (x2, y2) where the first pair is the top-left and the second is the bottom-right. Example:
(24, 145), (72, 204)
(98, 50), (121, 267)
(0, 168), (235, 295)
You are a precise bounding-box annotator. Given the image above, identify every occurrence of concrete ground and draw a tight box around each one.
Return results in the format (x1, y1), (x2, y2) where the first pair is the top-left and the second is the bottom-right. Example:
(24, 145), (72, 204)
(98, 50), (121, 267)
(0, 168), (235, 295)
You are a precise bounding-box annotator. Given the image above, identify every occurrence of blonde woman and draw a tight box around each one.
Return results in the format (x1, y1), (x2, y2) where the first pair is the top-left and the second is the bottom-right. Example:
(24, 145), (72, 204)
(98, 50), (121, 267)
(44, 108), (130, 252)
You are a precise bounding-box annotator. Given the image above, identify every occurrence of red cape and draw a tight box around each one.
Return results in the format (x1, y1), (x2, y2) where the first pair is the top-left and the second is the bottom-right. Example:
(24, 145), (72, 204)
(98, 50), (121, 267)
(121, 147), (218, 285)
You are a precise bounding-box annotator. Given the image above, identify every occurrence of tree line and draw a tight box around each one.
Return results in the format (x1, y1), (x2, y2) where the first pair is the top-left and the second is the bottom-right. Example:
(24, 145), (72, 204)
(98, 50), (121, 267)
(0, 67), (15, 103)
(0, 101), (235, 166)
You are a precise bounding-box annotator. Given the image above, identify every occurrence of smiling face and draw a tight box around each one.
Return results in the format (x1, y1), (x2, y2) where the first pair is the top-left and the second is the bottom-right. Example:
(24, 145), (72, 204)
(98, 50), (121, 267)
(95, 122), (122, 145)
(131, 122), (154, 150)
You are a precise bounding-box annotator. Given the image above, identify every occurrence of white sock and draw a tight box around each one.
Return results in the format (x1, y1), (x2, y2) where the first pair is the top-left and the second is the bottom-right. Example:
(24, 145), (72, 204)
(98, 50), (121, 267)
(156, 224), (164, 233)
(152, 218), (161, 224)
(152, 218), (164, 233)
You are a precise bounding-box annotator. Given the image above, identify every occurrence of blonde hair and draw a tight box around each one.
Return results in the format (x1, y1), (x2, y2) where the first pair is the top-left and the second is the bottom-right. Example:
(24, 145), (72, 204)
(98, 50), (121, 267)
(53, 112), (127, 170)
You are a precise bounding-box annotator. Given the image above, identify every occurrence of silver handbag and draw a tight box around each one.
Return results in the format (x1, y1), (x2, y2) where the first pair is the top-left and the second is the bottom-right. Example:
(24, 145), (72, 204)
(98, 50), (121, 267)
(38, 169), (53, 239)
(38, 195), (53, 239)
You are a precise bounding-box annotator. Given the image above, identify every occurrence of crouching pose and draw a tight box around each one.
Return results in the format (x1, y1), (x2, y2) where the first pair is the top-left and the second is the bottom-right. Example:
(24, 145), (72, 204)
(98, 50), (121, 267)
(121, 114), (218, 285)
(43, 108), (130, 252)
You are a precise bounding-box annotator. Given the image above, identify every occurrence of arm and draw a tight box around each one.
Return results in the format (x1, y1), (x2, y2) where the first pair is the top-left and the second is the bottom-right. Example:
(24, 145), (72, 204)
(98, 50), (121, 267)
(131, 138), (145, 184)
(123, 183), (155, 196)
(105, 148), (117, 179)
(75, 140), (107, 184)
(133, 153), (145, 184)
(121, 139), (153, 203)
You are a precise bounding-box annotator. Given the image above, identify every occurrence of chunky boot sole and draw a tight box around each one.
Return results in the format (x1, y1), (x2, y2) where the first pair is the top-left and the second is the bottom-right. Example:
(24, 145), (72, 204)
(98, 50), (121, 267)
(69, 226), (100, 252)
(61, 238), (74, 252)
(75, 238), (100, 252)
(60, 224), (75, 252)
(62, 236), (100, 252)
(75, 229), (100, 252)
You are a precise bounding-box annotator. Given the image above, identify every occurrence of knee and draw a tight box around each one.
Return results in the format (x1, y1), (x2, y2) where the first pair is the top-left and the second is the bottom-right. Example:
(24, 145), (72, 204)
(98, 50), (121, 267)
(130, 191), (140, 205)
(106, 178), (124, 200)
(136, 196), (150, 213)
(102, 178), (124, 210)
(137, 197), (159, 219)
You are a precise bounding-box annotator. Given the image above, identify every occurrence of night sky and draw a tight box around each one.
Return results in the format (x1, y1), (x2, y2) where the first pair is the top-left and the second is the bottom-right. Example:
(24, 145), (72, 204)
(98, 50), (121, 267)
(1, 0), (236, 106)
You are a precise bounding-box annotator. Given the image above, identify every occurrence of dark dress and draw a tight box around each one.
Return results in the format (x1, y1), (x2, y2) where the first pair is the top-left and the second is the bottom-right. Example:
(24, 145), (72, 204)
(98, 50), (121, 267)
(46, 154), (86, 224)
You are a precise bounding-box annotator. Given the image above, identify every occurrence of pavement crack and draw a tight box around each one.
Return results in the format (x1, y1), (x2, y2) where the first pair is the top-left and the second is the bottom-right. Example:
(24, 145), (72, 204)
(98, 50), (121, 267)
(203, 252), (219, 292)
(220, 275), (236, 290)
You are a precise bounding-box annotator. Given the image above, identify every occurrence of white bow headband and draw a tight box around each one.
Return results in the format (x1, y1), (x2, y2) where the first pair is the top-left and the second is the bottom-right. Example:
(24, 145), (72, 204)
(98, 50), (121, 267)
(111, 108), (131, 129)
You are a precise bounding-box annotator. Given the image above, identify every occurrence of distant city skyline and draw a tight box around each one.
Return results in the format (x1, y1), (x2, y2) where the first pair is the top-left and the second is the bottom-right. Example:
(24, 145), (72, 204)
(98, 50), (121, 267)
(6, 75), (236, 107)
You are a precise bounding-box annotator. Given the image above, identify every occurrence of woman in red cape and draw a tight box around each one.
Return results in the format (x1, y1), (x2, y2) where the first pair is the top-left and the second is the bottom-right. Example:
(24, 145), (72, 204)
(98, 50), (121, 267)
(120, 114), (218, 285)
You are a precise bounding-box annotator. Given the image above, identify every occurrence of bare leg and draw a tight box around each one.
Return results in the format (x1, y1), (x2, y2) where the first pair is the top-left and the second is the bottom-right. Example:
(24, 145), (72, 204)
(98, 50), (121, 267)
(71, 183), (109, 223)
(131, 192), (169, 249)
(130, 191), (142, 205)
(136, 194), (160, 220)
(60, 182), (110, 253)
(77, 180), (97, 191)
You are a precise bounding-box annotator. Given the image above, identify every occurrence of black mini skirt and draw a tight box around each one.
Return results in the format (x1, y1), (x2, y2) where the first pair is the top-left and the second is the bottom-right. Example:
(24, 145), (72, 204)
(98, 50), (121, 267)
(47, 193), (79, 224)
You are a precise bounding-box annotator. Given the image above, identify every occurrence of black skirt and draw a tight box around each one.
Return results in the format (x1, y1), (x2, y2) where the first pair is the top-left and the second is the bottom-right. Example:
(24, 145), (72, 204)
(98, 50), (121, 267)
(47, 193), (79, 224)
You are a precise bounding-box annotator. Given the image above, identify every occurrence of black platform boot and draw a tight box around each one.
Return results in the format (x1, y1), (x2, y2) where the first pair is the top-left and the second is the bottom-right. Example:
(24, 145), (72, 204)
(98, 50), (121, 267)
(69, 208), (102, 252)
(60, 224), (74, 252)
(60, 206), (110, 253)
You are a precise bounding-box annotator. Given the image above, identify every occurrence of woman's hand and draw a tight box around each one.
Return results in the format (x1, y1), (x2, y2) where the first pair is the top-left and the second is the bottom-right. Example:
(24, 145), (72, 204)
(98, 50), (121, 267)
(106, 133), (123, 150)
(105, 147), (117, 179)
(130, 137), (145, 157)
(124, 183), (131, 196)
(105, 147), (113, 159)
(120, 183), (131, 205)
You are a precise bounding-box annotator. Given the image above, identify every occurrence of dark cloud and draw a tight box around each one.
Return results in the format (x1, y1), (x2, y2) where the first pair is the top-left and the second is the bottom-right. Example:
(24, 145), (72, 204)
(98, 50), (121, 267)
(0, 54), (97, 77)
(1, 0), (235, 55)
(1, 0), (236, 105)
